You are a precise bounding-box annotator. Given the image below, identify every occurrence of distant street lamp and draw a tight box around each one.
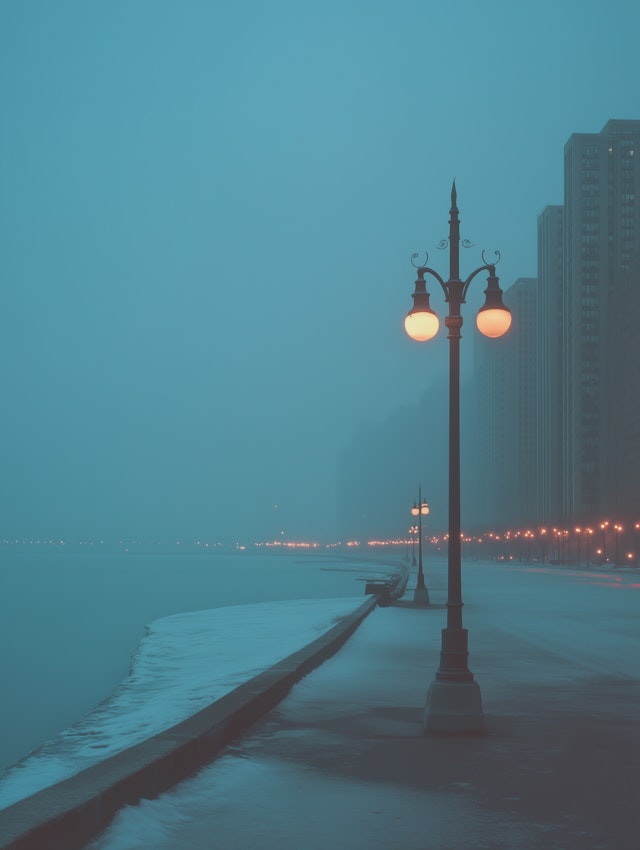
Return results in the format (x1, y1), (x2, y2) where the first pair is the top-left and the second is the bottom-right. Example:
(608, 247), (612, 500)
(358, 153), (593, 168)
(404, 182), (511, 734)
(585, 527), (594, 567)
(539, 527), (548, 563)
(613, 524), (623, 566)
(410, 524), (418, 566)
(411, 486), (430, 604)
(600, 521), (609, 563)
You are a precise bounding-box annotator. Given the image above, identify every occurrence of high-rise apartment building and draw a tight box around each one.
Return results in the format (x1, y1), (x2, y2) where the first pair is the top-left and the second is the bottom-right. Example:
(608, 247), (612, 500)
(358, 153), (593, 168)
(536, 205), (564, 524)
(474, 277), (538, 530)
(563, 119), (640, 522)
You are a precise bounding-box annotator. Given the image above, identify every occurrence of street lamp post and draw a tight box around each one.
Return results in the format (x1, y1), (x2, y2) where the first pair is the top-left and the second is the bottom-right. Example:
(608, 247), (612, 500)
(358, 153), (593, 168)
(554, 528), (563, 563)
(410, 524), (418, 566)
(539, 527), (548, 563)
(411, 486), (430, 604)
(614, 523), (623, 566)
(600, 521), (609, 564)
(586, 527), (593, 567)
(404, 182), (511, 734)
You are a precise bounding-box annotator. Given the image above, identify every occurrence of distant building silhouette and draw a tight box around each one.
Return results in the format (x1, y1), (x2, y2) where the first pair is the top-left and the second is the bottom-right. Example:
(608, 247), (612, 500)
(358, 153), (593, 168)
(537, 205), (564, 525)
(561, 119), (640, 523)
(335, 374), (470, 540)
(469, 119), (640, 532)
(338, 120), (639, 538)
(473, 278), (538, 530)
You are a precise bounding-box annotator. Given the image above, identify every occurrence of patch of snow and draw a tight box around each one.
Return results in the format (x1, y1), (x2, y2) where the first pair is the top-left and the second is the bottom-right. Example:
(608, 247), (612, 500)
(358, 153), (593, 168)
(0, 596), (366, 810)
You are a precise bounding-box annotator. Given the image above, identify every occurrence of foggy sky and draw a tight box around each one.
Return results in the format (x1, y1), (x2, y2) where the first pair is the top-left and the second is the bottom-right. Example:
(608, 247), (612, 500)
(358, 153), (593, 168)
(1, 1), (639, 543)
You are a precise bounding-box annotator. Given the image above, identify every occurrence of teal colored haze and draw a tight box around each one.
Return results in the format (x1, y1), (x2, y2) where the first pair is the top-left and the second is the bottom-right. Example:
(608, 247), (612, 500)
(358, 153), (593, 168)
(1, 1), (638, 542)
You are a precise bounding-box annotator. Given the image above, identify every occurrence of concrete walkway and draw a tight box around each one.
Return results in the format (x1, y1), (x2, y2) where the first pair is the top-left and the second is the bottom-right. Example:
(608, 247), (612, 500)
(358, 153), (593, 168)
(88, 558), (640, 850)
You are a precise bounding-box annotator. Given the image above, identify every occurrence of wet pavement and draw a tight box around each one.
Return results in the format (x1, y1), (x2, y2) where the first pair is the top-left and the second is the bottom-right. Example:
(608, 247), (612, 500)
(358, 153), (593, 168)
(89, 558), (640, 850)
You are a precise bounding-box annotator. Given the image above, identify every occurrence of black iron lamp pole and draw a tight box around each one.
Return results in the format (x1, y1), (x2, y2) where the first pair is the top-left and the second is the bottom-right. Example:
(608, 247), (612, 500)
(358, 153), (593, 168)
(404, 182), (511, 734)
(411, 485), (430, 604)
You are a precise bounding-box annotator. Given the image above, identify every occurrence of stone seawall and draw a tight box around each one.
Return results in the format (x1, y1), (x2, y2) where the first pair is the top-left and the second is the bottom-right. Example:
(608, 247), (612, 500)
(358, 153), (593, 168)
(0, 595), (379, 850)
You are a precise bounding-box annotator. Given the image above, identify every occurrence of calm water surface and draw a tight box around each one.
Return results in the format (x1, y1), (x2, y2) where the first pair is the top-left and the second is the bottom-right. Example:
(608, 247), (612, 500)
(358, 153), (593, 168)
(0, 547), (387, 771)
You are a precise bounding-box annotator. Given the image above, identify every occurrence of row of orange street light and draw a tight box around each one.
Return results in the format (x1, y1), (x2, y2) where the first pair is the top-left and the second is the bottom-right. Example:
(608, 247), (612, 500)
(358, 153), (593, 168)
(398, 519), (640, 566)
(3, 522), (639, 564)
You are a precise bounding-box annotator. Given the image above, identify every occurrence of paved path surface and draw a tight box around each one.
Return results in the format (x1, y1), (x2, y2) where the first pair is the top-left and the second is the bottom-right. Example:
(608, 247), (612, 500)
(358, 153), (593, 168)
(90, 559), (640, 850)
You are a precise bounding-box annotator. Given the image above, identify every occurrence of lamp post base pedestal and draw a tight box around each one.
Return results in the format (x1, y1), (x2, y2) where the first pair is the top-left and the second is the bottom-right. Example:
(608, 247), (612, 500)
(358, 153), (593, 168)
(423, 678), (484, 735)
(413, 585), (430, 605)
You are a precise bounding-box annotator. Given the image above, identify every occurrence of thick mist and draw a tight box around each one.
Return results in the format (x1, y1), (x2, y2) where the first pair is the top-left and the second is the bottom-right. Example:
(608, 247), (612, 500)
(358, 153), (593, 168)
(1, 2), (638, 544)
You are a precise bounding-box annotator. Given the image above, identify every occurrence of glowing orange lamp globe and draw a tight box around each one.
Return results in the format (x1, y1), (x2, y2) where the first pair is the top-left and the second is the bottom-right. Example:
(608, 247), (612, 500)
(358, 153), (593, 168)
(404, 309), (440, 341)
(476, 306), (512, 338)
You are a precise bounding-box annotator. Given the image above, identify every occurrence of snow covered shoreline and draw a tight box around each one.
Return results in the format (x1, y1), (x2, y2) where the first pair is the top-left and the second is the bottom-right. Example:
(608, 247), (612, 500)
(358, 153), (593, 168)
(1, 549), (402, 772)
(0, 595), (374, 811)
